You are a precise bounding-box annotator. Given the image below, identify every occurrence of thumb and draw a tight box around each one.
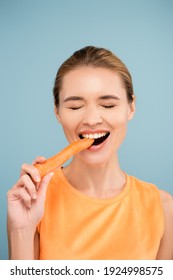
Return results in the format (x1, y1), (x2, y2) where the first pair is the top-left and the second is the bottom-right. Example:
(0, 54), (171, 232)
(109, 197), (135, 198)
(37, 172), (54, 200)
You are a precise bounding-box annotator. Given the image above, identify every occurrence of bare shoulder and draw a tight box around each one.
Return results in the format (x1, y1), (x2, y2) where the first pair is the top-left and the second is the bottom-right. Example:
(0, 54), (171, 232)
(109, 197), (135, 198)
(157, 190), (173, 260)
(159, 189), (173, 213)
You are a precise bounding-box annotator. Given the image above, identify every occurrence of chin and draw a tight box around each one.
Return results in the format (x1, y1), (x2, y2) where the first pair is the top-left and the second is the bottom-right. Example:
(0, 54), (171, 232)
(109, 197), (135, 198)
(78, 151), (113, 167)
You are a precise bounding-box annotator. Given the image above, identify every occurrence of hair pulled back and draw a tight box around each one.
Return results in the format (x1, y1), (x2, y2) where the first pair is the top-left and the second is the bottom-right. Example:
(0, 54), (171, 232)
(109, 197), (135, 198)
(53, 46), (134, 107)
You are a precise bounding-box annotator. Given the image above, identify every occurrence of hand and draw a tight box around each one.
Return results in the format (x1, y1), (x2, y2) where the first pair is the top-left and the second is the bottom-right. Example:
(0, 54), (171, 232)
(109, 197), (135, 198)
(7, 156), (54, 230)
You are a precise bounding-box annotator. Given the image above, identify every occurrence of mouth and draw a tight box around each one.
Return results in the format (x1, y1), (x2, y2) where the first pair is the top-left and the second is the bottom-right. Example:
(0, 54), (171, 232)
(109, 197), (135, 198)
(79, 132), (110, 146)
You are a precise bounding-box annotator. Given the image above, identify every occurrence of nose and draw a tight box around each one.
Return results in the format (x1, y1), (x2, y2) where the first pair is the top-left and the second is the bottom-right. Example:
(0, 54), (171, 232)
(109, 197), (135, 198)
(82, 105), (103, 126)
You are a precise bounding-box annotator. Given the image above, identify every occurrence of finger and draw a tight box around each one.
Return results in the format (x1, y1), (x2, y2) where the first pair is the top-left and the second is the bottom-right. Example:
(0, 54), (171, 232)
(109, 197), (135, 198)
(19, 174), (37, 199)
(19, 188), (32, 208)
(8, 187), (32, 208)
(37, 172), (54, 200)
(20, 163), (41, 183)
(32, 156), (46, 165)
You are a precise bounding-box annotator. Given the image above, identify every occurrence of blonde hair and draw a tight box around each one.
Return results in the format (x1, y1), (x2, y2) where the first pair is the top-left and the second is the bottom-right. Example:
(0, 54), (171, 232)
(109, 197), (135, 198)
(53, 46), (134, 107)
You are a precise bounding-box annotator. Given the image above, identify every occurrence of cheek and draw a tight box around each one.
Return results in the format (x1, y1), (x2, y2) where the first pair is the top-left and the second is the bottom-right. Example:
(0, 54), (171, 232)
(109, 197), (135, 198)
(107, 111), (129, 128)
(61, 118), (73, 132)
(59, 110), (79, 136)
(61, 114), (79, 127)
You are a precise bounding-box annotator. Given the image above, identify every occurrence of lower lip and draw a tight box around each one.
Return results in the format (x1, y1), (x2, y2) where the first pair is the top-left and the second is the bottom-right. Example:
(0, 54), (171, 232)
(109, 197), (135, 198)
(87, 135), (109, 152)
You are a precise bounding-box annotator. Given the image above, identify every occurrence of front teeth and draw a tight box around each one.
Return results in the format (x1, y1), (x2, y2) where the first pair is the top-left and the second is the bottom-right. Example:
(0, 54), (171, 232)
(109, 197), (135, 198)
(81, 132), (108, 139)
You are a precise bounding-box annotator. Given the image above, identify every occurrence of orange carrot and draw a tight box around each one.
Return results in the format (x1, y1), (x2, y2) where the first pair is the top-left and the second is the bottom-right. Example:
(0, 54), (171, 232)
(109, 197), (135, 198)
(34, 138), (94, 178)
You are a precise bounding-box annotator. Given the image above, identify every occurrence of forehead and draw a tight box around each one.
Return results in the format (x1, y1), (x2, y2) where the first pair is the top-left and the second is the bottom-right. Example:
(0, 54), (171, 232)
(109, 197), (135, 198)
(60, 66), (126, 99)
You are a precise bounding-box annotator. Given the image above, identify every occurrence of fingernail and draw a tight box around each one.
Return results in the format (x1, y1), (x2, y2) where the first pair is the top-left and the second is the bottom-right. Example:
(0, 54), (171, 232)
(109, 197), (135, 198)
(36, 176), (40, 182)
(33, 193), (37, 199)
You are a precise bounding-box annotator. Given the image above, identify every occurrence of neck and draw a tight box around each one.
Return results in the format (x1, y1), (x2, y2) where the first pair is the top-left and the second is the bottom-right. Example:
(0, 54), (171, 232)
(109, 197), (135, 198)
(63, 155), (126, 199)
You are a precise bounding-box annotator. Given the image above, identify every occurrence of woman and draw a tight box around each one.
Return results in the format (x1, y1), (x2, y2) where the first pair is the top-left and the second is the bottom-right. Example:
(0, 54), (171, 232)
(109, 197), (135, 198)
(7, 46), (173, 260)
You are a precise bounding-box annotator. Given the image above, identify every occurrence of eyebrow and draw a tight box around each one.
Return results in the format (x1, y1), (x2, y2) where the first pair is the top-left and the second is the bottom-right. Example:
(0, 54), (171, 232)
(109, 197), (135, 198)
(63, 95), (120, 102)
(99, 95), (120, 100)
(63, 96), (84, 102)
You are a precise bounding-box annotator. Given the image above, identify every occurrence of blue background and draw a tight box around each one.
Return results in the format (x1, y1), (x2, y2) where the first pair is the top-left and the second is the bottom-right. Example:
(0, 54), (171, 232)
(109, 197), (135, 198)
(0, 0), (173, 260)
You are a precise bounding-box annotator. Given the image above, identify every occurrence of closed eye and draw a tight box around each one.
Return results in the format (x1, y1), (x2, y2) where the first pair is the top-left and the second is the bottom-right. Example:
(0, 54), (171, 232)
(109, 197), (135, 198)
(68, 107), (82, 110)
(68, 105), (115, 110)
(102, 105), (115, 109)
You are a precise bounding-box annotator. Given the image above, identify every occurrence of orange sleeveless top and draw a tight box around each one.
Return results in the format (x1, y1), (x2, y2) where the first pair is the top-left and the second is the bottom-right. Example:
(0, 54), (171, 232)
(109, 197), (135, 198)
(38, 168), (164, 260)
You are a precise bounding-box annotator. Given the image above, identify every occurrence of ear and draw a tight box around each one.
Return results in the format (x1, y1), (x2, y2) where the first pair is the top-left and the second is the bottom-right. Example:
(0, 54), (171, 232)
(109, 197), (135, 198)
(54, 106), (62, 124)
(128, 95), (136, 120)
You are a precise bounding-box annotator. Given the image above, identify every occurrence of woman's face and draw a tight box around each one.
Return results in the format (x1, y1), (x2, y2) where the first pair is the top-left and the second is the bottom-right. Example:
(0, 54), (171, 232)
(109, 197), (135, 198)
(55, 67), (135, 165)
